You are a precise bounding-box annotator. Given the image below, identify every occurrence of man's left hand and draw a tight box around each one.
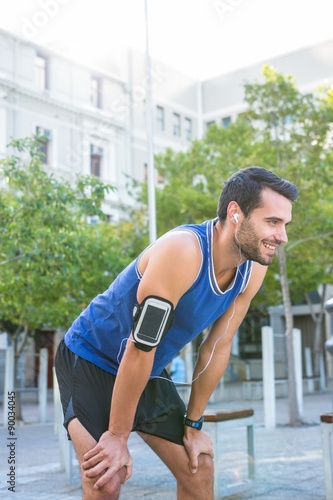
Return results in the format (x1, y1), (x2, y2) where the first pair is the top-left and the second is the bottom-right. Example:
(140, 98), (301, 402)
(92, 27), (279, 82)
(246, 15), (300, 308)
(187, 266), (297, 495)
(183, 427), (214, 474)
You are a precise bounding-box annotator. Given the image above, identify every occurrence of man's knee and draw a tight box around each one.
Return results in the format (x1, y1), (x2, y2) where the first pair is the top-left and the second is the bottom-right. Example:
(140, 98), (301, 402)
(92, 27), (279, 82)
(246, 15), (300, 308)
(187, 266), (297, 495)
(197, 453), (214, 481)
(82, 482), (120, 500)
(178, 453), (214, 496)
(82, 467), (126, 500)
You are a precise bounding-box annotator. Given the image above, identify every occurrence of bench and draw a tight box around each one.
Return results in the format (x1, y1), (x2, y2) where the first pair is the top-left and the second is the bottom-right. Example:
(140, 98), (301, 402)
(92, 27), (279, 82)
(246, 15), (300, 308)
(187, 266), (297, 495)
(320, 413), (333, 500)
(242, 379), (288, 399)
(203, 409), (255, 499)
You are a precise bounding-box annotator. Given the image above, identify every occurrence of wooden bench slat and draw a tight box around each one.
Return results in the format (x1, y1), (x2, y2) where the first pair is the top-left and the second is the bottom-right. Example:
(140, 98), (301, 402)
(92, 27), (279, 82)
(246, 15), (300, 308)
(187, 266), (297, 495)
(320, 413), (333, 424)
(203, 409), (254, 422)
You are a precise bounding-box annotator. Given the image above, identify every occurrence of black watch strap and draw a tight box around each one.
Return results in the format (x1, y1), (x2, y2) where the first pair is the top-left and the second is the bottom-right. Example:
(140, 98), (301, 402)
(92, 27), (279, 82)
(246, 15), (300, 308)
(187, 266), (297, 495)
(183, 413), (204, 430)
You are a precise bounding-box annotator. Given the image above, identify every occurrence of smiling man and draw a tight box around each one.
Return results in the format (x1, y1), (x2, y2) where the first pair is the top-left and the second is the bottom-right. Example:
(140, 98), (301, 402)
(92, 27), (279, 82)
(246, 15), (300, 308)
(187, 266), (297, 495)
(55, 166), (298, 500)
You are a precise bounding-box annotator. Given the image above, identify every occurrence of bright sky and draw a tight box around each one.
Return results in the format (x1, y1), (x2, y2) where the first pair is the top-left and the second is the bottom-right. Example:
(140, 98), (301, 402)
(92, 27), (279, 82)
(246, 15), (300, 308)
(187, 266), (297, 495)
(1, 0), (333, 79)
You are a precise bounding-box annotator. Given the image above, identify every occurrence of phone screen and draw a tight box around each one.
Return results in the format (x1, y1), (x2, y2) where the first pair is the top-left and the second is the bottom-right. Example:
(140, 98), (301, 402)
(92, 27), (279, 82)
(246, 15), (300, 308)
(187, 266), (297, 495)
(136, 305), (166, 342)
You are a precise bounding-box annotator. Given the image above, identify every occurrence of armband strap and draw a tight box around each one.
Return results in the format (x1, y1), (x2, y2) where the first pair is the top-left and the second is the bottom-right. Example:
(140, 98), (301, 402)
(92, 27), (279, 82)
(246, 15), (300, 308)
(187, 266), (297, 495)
(132, 295), (174, 352)
(183, 413), (204, 430)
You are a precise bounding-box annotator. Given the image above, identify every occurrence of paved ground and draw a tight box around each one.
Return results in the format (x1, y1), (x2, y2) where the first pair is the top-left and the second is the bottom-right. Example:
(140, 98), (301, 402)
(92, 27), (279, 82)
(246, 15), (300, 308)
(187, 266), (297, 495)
(0, 387), (332, 499)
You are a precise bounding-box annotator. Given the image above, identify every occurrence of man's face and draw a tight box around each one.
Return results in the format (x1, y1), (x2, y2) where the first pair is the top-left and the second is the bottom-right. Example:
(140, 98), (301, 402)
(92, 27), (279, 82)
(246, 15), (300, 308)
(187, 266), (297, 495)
(235, 188), (293, 266)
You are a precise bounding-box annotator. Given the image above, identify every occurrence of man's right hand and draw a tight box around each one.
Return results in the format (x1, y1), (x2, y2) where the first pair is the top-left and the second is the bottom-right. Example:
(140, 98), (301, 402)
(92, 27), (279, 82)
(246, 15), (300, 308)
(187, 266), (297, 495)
(82, 430), (133, 489)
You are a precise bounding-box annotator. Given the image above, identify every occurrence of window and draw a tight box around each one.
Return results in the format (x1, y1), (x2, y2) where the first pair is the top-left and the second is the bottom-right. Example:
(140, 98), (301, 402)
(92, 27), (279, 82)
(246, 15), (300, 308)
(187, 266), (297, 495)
(36, 127), (52, 164)
(206, 121), (215, 130)
(184, 118), (192, 141)
(156, 106), (165, 131)
(90, 145), (103, 177)
(222, 116), (231, 128)
(35, 54), (48, 90)
(173, 113), (181, 137)
(91, 77), (102, 108)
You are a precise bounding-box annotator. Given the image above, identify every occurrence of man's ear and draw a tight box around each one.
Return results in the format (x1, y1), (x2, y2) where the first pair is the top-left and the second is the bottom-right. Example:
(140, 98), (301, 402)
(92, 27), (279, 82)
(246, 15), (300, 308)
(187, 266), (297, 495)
(227, 201), (241, 224)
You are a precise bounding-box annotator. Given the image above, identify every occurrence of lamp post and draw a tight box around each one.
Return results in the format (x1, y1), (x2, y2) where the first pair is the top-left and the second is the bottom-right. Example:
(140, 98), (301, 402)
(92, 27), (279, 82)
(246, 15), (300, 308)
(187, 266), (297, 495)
(144, 0), (157, 244)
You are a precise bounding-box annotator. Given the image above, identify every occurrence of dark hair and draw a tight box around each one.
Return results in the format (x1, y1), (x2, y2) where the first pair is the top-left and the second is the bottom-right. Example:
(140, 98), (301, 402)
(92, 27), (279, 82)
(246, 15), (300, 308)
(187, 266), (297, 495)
(217, 166), (298, 221)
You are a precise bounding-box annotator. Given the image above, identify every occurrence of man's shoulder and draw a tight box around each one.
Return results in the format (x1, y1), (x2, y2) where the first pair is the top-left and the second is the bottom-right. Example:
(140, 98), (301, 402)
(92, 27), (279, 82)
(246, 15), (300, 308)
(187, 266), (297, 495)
(242, 261), (268, 298)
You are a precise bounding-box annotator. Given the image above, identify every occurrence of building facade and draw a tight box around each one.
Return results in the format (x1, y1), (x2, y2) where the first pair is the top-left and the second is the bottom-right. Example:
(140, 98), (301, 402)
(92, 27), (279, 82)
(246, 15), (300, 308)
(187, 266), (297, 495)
(0, 28), (132, 220)
(202, 37), (333, 131)
(0, 28), (200, 220)
(1, 27), (333, 220)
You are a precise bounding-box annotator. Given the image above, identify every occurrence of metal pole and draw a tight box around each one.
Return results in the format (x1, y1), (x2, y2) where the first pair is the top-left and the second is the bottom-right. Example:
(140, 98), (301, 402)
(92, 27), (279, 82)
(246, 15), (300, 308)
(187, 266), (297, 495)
(3, 345), (15, 427)
(292, 328), (303, 418)
(262, 326), (276, 429)
(144, 0), (157, 243)
(304, 347), (314, 393)
(38, 348), (48, 423)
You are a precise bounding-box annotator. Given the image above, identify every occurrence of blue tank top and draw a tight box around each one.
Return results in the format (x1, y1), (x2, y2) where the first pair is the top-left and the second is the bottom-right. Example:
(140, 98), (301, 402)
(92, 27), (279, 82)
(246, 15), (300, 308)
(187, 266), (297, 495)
(65, 219), (253, 377)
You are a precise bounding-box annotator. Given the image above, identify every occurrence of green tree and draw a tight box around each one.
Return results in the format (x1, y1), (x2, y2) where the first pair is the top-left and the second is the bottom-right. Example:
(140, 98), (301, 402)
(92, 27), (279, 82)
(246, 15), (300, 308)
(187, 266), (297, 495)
(243, 65), (333, 424)
(132, 66), (333, 425)
(0, 136), (130, 418)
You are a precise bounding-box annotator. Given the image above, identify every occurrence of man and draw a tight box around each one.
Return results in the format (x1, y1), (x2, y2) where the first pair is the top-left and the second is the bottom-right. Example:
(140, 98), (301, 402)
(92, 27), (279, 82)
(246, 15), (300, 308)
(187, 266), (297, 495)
(55, 166), (298, 499)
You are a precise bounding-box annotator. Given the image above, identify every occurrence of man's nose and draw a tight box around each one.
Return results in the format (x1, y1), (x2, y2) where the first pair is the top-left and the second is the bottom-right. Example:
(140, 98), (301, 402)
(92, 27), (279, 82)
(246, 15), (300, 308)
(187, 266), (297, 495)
(277, 226), (288, 244)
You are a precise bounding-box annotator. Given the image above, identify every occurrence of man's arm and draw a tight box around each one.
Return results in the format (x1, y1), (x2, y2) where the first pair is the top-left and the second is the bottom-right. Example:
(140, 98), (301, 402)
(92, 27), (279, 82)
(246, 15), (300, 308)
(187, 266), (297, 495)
(183, 262), (267, 472)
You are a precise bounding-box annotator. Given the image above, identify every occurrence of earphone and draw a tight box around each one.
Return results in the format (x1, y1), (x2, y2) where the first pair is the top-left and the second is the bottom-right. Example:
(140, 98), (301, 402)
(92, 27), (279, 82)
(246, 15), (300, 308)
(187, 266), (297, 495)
(233, 213), (239, 223)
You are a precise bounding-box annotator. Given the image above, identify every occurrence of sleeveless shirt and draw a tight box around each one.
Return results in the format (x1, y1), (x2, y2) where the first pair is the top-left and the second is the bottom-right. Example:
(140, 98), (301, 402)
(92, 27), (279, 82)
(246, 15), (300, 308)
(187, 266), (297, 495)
(65, 219), (253, 377)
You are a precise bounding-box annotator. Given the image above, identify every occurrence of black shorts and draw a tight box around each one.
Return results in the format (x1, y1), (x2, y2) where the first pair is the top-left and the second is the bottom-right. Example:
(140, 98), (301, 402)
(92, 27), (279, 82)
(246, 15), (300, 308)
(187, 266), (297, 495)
(55, 339), (186, 446)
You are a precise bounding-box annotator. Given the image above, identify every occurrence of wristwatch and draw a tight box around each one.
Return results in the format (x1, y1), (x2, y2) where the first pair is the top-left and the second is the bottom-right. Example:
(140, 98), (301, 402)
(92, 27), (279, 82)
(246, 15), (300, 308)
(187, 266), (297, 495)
(183, 413), (204, 430)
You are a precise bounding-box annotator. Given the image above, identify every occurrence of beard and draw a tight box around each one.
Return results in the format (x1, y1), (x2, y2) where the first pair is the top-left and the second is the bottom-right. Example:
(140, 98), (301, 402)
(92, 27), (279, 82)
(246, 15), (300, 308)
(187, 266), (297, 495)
(234, 218), (275, 266)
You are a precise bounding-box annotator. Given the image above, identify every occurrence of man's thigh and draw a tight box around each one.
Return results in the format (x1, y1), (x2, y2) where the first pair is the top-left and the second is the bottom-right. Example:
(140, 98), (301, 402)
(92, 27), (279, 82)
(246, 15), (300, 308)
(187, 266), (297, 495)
(133, 373), (186, 445)
(55, 340), (115, 441)
(56, 340), (186, 445)
(137, 431), (214, 499)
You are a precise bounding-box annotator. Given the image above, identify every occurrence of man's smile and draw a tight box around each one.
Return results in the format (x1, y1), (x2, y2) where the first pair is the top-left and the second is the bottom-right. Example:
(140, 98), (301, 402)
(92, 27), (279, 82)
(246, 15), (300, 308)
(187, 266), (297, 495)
(263, 241), (278, 251)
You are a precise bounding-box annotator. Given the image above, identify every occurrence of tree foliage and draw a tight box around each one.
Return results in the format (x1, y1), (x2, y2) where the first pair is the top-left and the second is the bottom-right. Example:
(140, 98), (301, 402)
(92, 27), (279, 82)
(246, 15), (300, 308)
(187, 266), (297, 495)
(243, 65), (333, 302)
(0, 136), (130, 346)
(242, 65), (333, 424)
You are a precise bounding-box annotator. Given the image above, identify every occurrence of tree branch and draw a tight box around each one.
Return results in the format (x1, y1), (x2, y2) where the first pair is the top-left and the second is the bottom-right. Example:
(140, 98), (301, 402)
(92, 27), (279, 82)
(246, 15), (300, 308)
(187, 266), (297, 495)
(286, 231), (333, 251)
(0, 254), (27, 266)
(11, 205), (26, 219)
(17, 323), (29, 357)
